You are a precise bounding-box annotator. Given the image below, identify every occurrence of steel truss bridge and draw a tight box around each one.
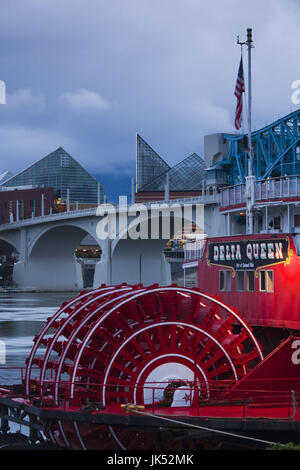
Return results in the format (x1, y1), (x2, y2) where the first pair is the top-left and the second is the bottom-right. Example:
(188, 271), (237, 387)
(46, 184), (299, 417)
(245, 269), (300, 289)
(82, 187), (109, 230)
(223, 109), (300, 184)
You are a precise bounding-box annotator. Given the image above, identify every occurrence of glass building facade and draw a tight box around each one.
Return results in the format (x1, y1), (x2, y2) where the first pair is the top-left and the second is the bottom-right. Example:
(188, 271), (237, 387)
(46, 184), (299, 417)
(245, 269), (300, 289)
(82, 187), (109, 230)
(136, 134), (170, 190)
(136, 135), (206, 192)
(3, 147), (105, 204)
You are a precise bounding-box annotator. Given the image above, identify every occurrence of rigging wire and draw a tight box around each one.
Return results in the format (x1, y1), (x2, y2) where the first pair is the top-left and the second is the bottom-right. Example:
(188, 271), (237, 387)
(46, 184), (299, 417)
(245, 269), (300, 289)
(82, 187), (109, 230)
(123, 391), (299, 448)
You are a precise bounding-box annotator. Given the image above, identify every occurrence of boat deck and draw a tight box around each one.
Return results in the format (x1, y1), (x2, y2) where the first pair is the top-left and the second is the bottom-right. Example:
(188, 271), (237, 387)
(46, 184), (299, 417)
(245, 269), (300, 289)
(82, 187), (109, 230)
(1, 387), (300, 433)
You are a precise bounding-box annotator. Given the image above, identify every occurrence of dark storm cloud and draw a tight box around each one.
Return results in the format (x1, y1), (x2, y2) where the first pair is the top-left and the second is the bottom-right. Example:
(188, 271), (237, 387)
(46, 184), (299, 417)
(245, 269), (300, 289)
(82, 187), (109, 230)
(0, 0), (299, 183)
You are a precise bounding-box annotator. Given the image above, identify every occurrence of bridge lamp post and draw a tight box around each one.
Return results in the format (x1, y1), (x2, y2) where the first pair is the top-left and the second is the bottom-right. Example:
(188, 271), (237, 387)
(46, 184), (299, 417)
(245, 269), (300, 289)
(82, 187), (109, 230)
(67, 189), (70, 212)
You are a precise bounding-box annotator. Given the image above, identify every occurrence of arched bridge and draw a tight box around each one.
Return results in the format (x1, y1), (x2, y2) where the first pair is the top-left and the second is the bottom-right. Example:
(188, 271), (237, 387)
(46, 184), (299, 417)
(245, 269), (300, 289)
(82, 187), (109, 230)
(0, 197), (208, 290)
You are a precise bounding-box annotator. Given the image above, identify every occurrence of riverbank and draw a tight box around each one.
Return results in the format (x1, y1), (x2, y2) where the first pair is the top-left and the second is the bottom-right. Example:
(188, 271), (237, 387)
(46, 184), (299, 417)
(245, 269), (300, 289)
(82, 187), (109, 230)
(0, 287), (86, 294)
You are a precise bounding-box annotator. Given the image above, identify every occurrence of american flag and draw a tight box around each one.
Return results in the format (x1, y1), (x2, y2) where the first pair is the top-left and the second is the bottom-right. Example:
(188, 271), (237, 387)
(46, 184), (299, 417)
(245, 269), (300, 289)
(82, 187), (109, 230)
(234, 57), (245, 130)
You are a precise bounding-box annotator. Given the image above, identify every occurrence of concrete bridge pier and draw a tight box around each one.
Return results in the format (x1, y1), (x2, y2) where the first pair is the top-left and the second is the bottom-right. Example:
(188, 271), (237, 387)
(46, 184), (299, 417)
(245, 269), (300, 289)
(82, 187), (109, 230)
(11, 229), (172, 291)
(14, 256), (83, 291)
(13, 228), (30, 288)
(93, 238), (171, 288)
(14, 226), (86, 291)
(93, 238), (112, 288)
(111, 239), (171, 286)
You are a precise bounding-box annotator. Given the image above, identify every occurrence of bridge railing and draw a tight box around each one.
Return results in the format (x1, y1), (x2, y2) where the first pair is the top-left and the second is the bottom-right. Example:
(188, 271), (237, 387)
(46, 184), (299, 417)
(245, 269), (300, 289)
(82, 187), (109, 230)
(221, 174), (300, 208)
(0, 206), (98, 230)
(142, 192), (220, 206)
(0, 193), (220, 230)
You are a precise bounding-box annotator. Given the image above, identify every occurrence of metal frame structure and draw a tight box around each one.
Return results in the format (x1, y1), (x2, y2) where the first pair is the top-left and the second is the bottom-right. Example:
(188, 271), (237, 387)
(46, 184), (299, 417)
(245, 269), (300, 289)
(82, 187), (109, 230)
(223, 109), (300, 185)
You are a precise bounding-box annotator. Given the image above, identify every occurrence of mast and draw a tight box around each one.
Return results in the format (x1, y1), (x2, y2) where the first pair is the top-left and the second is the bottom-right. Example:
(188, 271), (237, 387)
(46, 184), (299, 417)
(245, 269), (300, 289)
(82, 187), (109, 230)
(238, 28), (254, 234)
(246, 28), (253, 179)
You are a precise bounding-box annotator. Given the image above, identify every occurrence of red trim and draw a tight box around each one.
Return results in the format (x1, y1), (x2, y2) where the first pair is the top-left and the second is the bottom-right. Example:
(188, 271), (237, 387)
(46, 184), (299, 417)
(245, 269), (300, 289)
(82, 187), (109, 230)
(220, 196), (300, 212)
(219, 203), (246, 212)
(135, 191), (203, 203)
(259, 196), (300, 203)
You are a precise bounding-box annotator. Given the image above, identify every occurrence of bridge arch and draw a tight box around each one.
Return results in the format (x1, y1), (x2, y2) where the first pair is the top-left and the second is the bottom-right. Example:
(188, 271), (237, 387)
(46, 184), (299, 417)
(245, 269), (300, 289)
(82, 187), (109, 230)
(0, 238), (19, 257)
(110, 204), (204, 286)
(0, 238), (20, 287)
(14, 224), (104, 290)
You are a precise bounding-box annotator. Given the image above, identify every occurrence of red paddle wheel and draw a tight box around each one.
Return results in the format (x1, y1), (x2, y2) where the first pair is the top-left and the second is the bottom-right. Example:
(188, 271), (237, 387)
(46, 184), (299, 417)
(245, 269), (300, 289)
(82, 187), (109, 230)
(24, 284), (263, 450)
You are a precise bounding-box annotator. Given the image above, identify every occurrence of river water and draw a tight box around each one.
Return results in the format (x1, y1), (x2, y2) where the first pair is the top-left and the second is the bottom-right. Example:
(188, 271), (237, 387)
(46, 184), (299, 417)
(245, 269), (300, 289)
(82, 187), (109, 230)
(0, 292), (76, 386)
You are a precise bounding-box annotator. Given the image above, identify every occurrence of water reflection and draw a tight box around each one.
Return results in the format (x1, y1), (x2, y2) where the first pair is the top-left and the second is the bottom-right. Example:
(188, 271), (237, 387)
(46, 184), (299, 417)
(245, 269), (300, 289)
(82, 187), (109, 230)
(0, 292), (76, 384)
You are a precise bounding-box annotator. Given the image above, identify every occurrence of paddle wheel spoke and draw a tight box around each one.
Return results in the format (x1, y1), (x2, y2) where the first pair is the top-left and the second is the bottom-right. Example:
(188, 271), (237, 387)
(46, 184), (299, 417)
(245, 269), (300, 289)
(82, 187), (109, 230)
(140, 330), (157, 355)
(207, 362), (233, 380)
(177, 325), (192, 352)
(128, 336), (149, 360)
(110, 360), (134, 379)
(168, 324), (179, 350)
(195, 337), (216, 363)
(116, 347), (140, 368)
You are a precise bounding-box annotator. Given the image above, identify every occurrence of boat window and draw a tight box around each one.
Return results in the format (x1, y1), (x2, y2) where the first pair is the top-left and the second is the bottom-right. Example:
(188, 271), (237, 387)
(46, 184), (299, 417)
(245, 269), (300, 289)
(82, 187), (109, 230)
(236, 271), (244, 291)
(260, 271), (266, 291)
(219, 270), (231, 291)
(259, 270), (273, 292)
(245, 271), (255, 292)
(236, 271), (255, 292)
(219, 271), (224, 291)
(294, 214), (300, 227)
(274, 216), (281, 230)
(267, 270), (274, 292)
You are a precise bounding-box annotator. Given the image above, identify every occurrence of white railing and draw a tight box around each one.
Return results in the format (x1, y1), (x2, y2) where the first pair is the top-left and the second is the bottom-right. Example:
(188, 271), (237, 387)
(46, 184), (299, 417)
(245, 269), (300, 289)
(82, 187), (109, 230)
(0, 207), (98, 231)
(142, 192), (220, 206)
(221, 175), (300, 208)
(220, 184), (245, 207)
(184, 241), (206, 261)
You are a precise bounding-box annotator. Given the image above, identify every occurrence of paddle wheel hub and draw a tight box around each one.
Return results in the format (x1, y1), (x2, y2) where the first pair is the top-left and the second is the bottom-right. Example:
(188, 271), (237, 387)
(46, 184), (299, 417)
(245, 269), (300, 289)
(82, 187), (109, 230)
(23, 284), (263, 449)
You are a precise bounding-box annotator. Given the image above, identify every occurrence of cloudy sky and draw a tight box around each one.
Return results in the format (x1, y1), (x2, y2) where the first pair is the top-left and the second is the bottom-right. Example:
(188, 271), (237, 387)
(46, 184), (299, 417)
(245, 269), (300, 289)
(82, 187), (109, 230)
(0, 0), (299, 198)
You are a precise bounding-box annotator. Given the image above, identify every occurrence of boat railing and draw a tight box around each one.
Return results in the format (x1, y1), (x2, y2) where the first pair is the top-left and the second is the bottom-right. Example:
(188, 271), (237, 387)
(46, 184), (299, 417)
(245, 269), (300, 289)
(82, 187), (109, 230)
(7, 376), (298, 419)
(184, 241), (206, 261)
(221, 174), (300, 208)
(1, 365), (300, 420)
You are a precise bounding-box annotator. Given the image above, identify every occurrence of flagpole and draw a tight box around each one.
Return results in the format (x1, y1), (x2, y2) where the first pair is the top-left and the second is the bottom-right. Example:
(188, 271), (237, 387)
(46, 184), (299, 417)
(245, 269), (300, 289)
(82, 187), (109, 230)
(238, 28), (254, 234)
(247, 28), (253, 179)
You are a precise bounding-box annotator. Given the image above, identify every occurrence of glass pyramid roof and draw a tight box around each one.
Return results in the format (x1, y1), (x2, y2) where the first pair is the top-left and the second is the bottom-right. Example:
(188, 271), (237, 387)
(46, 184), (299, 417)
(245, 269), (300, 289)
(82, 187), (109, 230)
(3, 147), (104, 204)
(139, 151), (206, 192)
(136, 134), (170, 190)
